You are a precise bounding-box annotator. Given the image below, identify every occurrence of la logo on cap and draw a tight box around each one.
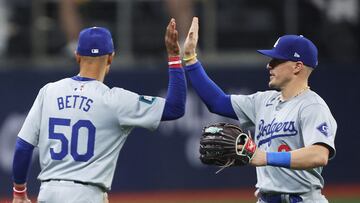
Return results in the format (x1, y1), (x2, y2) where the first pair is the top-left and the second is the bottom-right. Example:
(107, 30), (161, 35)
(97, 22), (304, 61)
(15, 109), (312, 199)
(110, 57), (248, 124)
(91, 49), (99, 54)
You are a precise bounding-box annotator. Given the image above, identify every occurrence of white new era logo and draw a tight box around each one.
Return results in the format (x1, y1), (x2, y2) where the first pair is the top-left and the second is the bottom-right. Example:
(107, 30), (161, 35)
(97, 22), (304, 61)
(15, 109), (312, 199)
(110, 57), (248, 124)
(91, 49), (99, 54)
(294, 52), (300, 58)
(273, 38), (280, 47)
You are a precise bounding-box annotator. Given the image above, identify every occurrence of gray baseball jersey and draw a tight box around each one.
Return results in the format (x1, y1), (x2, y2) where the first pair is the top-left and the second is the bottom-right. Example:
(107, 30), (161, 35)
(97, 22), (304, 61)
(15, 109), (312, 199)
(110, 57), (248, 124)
(18, 76), (165, 190)
(231, 89), (337, 193)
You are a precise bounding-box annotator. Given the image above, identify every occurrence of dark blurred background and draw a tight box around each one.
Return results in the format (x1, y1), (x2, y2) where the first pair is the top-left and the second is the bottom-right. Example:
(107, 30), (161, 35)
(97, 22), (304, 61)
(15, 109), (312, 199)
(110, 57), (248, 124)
(0, 0), (359, 202)
(0, 0), (358, 68)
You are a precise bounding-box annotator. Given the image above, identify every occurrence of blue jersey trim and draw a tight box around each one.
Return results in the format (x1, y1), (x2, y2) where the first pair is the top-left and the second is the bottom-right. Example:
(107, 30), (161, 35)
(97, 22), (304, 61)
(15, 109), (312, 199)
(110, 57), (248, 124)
(71, 76), (96, 81)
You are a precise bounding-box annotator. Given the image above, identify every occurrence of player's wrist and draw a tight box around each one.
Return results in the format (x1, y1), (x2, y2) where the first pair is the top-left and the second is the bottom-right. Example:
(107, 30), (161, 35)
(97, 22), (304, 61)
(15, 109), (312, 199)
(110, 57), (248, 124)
(13, 183), (28, 198)
(183, 53), (198, 66)
(266, 152), (291, 168)
(168, 56), (182, 68)
(250, 149), (266, 167)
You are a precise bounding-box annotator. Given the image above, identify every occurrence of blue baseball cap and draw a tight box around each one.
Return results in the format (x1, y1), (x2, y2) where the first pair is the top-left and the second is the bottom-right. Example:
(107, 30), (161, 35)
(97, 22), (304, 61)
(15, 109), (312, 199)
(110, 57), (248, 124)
(76, 27), (114, 56)
(257, 35), (318, 68)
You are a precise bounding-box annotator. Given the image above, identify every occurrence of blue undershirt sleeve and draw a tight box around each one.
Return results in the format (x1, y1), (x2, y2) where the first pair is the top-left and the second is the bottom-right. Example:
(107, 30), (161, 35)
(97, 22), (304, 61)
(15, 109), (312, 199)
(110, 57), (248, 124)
(12, 137), (35, 184)
(161, 68), (187, 121)
(184, 61), (237, 119)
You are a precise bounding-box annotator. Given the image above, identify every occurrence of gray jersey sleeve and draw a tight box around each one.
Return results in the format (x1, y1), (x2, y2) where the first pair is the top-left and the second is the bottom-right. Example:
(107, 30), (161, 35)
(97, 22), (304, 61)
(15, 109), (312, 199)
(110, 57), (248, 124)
(300, 103), (337, 159)
(17, 84), (49, 146)
(105, 88), (165, 131)
(230, 94), (256, 127)
(230, 91), (274, 128)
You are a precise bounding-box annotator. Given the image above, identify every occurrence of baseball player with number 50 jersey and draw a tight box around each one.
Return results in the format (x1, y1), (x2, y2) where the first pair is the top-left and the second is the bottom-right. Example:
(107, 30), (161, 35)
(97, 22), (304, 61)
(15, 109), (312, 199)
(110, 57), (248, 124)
(183, 17), (337, 203)
(12, 19), (186, 203)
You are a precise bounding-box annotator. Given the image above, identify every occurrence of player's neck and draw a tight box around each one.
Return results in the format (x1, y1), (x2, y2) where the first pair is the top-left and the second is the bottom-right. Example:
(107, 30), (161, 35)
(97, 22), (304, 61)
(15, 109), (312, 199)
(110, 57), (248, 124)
(280, 81), (309, 101)
(79, 67), (106, 82)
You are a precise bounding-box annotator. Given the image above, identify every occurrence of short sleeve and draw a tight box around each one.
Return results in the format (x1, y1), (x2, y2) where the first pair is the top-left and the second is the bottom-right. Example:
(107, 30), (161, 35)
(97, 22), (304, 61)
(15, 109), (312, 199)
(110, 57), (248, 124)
(18, 85), (48, 146)
(105, 88), (165, 131)
(300, 104), (337, 159)
(230, 91), (272, 128)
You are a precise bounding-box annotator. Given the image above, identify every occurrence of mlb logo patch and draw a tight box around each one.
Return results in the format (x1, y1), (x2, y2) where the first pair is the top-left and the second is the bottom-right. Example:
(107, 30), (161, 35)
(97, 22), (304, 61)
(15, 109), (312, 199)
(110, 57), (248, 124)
(91, 49), (99, 54)
(317, 122), (330, 137)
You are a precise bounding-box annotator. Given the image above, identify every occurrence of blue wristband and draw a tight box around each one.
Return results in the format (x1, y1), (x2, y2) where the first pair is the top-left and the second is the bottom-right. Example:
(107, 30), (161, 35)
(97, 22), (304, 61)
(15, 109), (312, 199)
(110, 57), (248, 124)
(266, 152), (291, 168)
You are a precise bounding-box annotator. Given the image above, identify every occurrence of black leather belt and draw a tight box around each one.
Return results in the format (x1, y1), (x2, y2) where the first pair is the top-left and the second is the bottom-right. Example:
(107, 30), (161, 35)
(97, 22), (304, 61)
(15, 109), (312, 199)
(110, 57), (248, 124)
(42, 179), (107, 192)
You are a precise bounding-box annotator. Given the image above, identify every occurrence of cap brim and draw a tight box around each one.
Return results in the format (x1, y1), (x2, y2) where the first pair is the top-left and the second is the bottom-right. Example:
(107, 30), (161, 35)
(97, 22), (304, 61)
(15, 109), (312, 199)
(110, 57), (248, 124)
(257, 49), (288, 60)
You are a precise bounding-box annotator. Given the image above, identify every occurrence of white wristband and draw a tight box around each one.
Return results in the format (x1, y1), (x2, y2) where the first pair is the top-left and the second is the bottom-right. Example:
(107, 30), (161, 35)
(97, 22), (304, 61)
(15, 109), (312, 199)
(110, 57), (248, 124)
(13, 186), (27, 193)
(168, 60), (182, 65)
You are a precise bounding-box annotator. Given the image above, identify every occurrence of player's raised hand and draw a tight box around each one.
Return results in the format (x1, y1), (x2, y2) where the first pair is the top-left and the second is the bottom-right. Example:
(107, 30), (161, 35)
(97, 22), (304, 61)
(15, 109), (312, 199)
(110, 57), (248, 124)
(165, 18), (180, 57)
(183, 17), (199, 64)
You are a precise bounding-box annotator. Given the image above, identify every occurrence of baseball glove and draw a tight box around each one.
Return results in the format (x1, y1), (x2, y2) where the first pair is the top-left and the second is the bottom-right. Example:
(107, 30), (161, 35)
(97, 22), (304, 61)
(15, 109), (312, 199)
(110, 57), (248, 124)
(199, 122), (257, 173)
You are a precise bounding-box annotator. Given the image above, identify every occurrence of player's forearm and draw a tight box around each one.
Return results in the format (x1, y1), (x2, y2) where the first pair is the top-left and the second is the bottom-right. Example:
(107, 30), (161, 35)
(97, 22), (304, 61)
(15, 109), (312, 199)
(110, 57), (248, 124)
(251, 144), (329, 169)
(12, 138), (34, 202)
(13, 138), (34, 184)
(184, 61), (237, 119)
(290, 144), (329, 169)
(161, 68), (186, 120)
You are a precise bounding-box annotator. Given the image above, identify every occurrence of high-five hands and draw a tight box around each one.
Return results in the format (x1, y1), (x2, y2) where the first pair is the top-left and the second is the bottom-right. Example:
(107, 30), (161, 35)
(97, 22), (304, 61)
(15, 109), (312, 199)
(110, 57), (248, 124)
(165, 18), (181, 57)
(183, 17), (199, 65)
(165, 17), (199, 65)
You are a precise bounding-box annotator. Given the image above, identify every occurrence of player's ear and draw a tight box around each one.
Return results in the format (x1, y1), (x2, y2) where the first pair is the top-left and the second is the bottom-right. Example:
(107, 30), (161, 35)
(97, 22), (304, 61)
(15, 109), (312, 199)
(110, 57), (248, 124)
(107, 52), (115, 65)
(293, 61), (303, 74)
(75, 53), (81, 64)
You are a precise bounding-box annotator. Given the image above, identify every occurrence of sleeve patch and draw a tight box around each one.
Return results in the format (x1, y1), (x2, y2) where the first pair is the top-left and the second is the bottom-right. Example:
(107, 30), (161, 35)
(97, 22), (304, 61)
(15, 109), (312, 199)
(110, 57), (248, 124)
(139, 95), (156, 104)
(317, 122), (330, 137)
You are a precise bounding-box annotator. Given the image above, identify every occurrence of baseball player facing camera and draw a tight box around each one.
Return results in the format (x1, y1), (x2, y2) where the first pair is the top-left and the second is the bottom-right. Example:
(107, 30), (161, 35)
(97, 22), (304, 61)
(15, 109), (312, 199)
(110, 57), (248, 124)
(184, 17), (337, 203)
(12, 19), (186, 203)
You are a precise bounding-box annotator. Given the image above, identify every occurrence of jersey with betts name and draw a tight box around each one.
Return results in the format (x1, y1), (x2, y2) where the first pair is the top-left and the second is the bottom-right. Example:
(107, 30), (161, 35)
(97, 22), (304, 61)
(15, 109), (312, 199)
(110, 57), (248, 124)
(231, 89), (337, 193)
(17, 76), (165, 190)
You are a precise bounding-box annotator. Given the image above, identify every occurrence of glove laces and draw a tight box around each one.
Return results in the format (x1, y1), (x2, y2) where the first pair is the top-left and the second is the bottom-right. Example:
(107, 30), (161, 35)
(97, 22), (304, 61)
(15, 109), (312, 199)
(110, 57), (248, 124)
(215, 159), (235, 174)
